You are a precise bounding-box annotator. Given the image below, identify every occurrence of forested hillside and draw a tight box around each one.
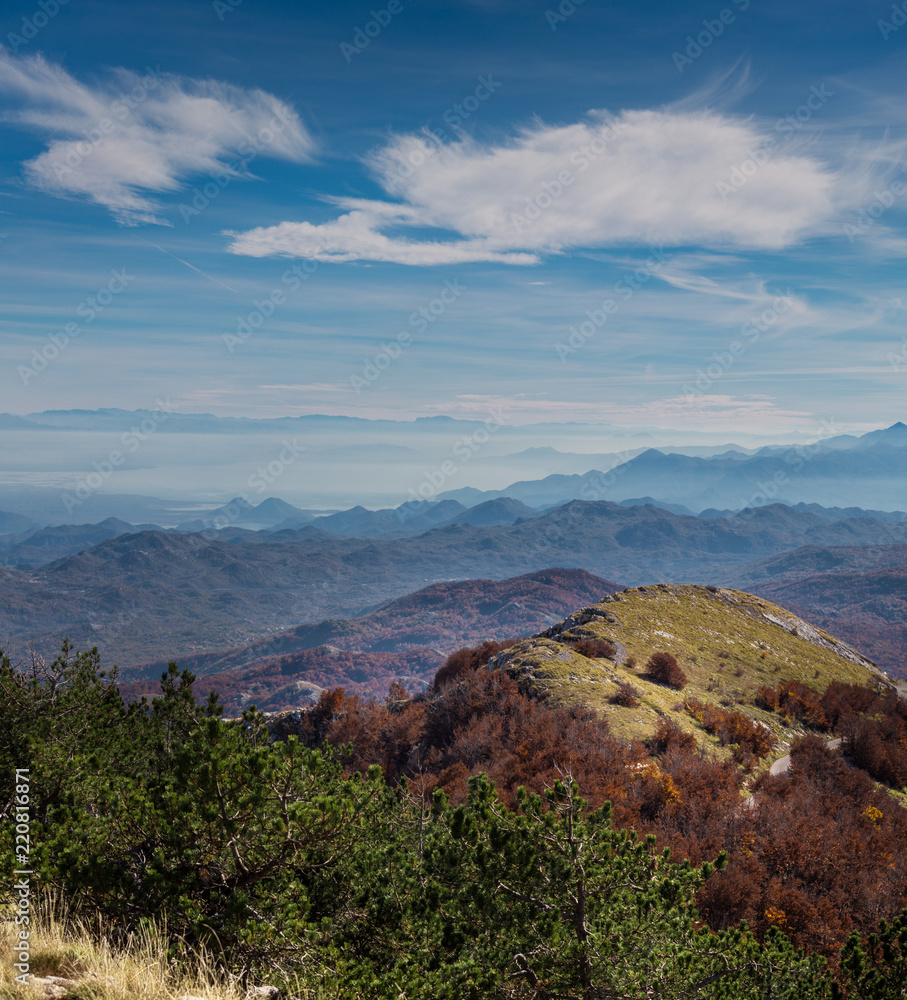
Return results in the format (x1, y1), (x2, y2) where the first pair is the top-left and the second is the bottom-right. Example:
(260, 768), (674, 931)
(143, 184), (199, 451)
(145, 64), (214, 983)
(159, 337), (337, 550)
(4, 605), (907, 998)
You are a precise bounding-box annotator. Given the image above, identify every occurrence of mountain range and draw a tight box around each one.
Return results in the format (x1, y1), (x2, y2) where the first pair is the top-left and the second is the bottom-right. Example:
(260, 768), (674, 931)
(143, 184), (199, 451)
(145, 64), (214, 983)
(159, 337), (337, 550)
(1, 498), (904, 675)
(437, 423), (907, 511)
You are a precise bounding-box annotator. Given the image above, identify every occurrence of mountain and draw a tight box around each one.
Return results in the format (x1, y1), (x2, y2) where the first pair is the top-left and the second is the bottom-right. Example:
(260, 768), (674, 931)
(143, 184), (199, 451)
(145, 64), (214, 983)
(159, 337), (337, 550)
(175, 496), (254, 531)
(0, 516), (155, 569)
(444, 497), (540, 527)
(724, 542), (907, 588)
(435, 424), (907, 512)
(239, 497), (312, 528)
(1, 501), (904, 669)
(702, 502), (907, 524)
(618, 497), (695, 516)
(0, 510), (37, 535)
(489, 583), (888, 745)
(747, 568), (907, 678)
(0, 500), (907, 666)
(853, 420), (907, 450)
(122, 568), (621, 712)
(175, 496), (317, 532)
(311, 499), (467, 537)
(0, 486), (218, 528)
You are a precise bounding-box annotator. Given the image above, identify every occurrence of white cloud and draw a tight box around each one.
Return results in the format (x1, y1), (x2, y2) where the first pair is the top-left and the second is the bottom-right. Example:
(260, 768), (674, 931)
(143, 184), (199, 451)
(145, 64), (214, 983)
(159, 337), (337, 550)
(227, 210), (537, 265)
(0, 49), (315, 224)
(226, 106), (887, 266)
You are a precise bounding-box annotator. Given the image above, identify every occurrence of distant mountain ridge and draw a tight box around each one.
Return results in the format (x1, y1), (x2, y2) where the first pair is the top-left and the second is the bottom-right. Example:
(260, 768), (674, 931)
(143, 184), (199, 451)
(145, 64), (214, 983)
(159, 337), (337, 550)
(121, 568), (621, 712)
(1, 499), (905, 669)
(436, 423), (907, 511)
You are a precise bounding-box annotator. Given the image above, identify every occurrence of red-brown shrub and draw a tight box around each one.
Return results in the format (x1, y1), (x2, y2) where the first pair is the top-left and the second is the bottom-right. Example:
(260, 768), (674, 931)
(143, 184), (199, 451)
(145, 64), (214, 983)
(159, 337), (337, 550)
(432, 638), (520, 691)
(648, 717), (696, 756)
(820, 681), (884, 728)
(685, 698), (775, 759)
(755, 679), (828, 729)
(611, 681), (640, 707)
(646, 651), (687, 689)
(568, 636), (617, 659)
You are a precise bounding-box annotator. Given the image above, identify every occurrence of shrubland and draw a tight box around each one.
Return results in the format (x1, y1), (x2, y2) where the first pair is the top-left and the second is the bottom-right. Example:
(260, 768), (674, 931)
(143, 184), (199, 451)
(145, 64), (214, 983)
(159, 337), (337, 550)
(2, 632), (907, 998)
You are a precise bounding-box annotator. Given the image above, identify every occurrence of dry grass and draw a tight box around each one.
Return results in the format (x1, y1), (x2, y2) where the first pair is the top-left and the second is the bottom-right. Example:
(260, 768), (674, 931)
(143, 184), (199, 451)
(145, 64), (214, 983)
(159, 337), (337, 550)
(0, 895), (245, 1000)
(491, 584), (889, 752)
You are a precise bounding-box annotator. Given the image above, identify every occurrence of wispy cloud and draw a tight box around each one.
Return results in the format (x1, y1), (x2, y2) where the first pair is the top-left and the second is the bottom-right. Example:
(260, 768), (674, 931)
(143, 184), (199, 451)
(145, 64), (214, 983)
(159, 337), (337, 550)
(226, 105), (894, 266)
(418, 392), (813, 431)
(0, 48), (315, 224)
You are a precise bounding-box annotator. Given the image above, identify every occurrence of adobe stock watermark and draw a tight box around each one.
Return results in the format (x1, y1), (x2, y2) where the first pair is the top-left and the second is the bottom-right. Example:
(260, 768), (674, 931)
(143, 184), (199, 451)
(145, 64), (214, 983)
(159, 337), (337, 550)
(18, 268), (136, 386)
(61, 399), (178, 515)
(7, 0), (71, 53)
(179, 106), (300, 223)
(735, 418), (839, 510)
(213, 0), (243, 20)
(511, 120), (625, 233)
(842, 176), (907, 242)
(555, 246), (672, 361)
(408, 407), (509, 502)
(388, 75), (502, 183)
(11, 768), (32, 987)
(223, 257), (320, 353)
(340, 0), (403, 63)
(48, 66), (164, 183)
(545, 0), (589, 31)
(672, 0), (752, 73)
(717, 84), (834, 200)
(350, 279), (466, 392)
(888, 337), (907, 372)
(682, 292), (795, 398)
(879, 1), (907, 39)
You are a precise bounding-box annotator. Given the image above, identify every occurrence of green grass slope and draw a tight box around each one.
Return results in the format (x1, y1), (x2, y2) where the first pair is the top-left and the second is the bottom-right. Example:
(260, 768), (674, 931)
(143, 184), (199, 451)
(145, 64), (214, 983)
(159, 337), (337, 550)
(489, 583), (893, 747)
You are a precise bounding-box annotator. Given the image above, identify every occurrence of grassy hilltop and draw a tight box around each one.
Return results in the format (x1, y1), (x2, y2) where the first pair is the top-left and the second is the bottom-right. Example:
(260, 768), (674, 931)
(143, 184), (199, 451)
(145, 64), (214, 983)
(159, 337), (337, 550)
(490, 583), (890, 747)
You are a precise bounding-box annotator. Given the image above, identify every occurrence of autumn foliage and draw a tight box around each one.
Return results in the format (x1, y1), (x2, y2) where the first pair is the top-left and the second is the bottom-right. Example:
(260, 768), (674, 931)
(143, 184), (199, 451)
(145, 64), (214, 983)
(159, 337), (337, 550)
(685, 698), (775, 761)
(282, 646), (907, 979)
(566, 636), (617, 659)
(646, 650), (688, 689)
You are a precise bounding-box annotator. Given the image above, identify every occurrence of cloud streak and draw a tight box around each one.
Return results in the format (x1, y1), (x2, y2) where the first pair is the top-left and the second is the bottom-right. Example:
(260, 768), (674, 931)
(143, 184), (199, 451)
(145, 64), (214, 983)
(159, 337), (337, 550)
(0, 49), (315, 224)
(226, 106), (883, 266)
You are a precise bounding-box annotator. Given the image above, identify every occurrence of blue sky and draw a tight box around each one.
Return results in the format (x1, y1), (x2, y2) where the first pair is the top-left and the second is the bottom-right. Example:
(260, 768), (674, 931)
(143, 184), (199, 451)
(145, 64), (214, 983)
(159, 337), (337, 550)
(1, 0), (906, 444)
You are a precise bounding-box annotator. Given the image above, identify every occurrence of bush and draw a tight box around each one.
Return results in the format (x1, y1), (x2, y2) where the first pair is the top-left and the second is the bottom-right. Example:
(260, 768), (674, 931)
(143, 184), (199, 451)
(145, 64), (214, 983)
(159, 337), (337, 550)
(646, 651), (687, 690)
(685, 698), (775, 760)
(756, 680), (828, 729)
(569, 636), (617, 659)
(648, 717), (696, 756)
(611, 681), (640, 707)
(432, 638), (520, 691)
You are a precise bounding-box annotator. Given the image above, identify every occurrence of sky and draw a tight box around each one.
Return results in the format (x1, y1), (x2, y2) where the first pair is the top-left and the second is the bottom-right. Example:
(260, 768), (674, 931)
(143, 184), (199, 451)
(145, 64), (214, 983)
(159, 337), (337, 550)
(1, 0), (906, 456)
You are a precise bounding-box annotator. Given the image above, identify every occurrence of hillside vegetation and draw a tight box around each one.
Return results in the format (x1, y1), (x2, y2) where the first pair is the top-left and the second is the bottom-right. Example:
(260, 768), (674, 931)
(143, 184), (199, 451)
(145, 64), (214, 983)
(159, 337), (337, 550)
(489, 583), (887, 746)
(4, 587), (907, 998)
